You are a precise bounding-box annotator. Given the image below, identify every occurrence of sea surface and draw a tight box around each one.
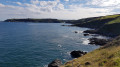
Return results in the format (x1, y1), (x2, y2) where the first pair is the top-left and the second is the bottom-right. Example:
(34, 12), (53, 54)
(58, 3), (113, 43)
(0, 22), (100, 67)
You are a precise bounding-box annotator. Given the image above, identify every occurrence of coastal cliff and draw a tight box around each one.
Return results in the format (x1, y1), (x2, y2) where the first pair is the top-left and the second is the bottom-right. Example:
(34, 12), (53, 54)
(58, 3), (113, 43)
(61, 14), (120, 67)
(70, 14), (120, 37)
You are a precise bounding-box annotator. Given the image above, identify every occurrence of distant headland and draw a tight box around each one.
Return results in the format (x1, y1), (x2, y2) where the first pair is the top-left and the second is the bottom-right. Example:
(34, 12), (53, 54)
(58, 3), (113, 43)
(4, 18), (69, 23)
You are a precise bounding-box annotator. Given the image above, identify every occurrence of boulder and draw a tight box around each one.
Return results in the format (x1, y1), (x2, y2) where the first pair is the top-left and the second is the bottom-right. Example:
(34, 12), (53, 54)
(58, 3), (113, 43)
(83, 30), (97, 34)
(83, 33), (89, 36)
(74, 31), (78, 33)
(48, 59), (62, 67)
(61, 25), (65, 26)
(70, 50), (87, 58)
(88, 38), (109, 46)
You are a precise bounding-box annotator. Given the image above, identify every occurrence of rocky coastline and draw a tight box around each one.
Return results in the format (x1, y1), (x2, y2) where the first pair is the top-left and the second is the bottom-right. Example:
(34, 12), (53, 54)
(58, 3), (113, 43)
(48, 26), (111, 67)
(48, 14), (120, 67)
(4, 14), (120, 67)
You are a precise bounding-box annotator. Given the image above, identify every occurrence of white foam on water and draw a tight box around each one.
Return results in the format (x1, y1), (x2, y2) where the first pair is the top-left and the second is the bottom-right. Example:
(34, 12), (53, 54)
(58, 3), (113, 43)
(63, 59), (66, 61)
(58, 44), (62, 47)
(81, 38), (86, 39)
(63, 59), (69, 62)
(44, 65), (48, 67)
(78, 31), (83, 33)
(82, 38), (89, 45)
(66, 52), (71, 55)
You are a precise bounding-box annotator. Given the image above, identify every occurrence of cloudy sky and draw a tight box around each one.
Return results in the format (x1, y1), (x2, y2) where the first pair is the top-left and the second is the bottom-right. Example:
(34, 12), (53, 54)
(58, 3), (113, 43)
(0, 0), (120, 20)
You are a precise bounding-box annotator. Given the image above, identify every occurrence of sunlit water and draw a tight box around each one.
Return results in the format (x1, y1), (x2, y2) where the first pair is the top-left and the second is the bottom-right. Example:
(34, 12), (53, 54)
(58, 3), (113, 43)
(0, 22), (100, 67)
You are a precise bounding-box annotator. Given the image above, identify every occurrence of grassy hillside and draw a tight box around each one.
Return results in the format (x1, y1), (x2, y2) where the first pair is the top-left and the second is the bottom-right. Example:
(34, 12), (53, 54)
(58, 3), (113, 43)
(61, 35), (120, 67)
(71, 14), (120, 37)
(107, 17), (120, 24)
(73, 14), (120, 29)
(97, 17), (120, 37)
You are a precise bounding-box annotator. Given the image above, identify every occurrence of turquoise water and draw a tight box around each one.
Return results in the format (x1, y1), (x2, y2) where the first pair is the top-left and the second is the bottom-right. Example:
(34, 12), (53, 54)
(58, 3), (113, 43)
(0, 22), (99, 67)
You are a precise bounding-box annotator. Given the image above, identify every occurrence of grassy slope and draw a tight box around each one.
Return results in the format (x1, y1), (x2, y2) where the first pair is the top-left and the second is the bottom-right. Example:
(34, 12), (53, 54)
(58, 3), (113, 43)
(98, 17), (120, 36)
(107, 17), (120, 24)
(61, 14), (120, 67)
(61, 36), (120, 67)
(72, 14), (120, 37)
(73, 14), (120, 29)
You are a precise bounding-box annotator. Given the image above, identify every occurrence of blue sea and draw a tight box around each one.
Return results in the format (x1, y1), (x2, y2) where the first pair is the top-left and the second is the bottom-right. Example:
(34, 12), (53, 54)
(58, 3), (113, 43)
(0, 22), (100, 67)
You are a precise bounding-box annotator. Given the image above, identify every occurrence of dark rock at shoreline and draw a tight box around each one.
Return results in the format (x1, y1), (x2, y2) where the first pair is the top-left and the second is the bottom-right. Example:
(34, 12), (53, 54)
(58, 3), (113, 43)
(61, 25), (72, 27)
(83, 30), (97, 34)
(61, 25), (66, 26)
(88, 38), (109, 46)
(48, 59), (62, 67)
(74, 31), (78, 33)
(84, 33), (89, 36)
(70, 50), (87, 58)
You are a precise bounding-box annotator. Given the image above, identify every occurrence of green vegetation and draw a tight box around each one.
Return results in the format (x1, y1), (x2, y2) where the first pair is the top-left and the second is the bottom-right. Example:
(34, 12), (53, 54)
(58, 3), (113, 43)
(106, 17), (120, 24)
(99, 14), (120, 20)
(61, 36), (120, 67)
(97, 17), (120, 36)
(73, 14), (120, 28)
(61, 14), (120, 67)
(71, 14), (120, 37)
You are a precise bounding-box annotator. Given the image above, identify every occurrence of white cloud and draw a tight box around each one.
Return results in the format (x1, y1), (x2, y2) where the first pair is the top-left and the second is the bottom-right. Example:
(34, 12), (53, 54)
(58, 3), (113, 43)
(64, 0), (69, 1)
(24, 0), (61, 13)
(89, 0), (120, 7)
(39, 1), (48, 6)
(31, 0), (40, 4)
(57, 4), (64, 10)
(0, 0), (119, 21)
(14, 2), (22, 5)
(0, 3), (5, 7)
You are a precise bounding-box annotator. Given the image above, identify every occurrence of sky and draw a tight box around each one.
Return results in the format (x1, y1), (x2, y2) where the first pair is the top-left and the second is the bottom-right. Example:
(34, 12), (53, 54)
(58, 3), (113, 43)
(0, 0), (120, 20)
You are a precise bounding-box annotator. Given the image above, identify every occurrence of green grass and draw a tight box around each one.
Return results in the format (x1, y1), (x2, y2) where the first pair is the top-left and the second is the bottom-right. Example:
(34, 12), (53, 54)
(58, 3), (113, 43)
(61, 36), (120, 67)
(72, 14), (120, 37)
(97, 17), (120, 36)
(106, 17), (120, 24)
(87, 14), (120, 23)
(99, 14), (120, 20)
(61, 15), (120, 67)
(73, 14), (120, 29)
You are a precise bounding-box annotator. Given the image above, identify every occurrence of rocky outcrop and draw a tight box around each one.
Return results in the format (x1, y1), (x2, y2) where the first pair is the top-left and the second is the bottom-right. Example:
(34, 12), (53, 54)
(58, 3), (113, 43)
(83, 33), (89, 36)
(88, 38), (109, 46)
(70, 50), (87, 58)
(74, 31), (78, 33)
(48, 59), (62, 67)
(83, 30), (97, 34)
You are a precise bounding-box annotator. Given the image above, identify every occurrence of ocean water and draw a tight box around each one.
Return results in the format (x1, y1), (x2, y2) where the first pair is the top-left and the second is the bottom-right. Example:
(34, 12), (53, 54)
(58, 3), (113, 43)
(0, 22), (99, 67)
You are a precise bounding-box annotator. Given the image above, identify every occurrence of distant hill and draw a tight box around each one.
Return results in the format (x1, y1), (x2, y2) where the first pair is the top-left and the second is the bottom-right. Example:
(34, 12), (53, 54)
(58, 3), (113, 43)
(4, 18), (66, 23)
